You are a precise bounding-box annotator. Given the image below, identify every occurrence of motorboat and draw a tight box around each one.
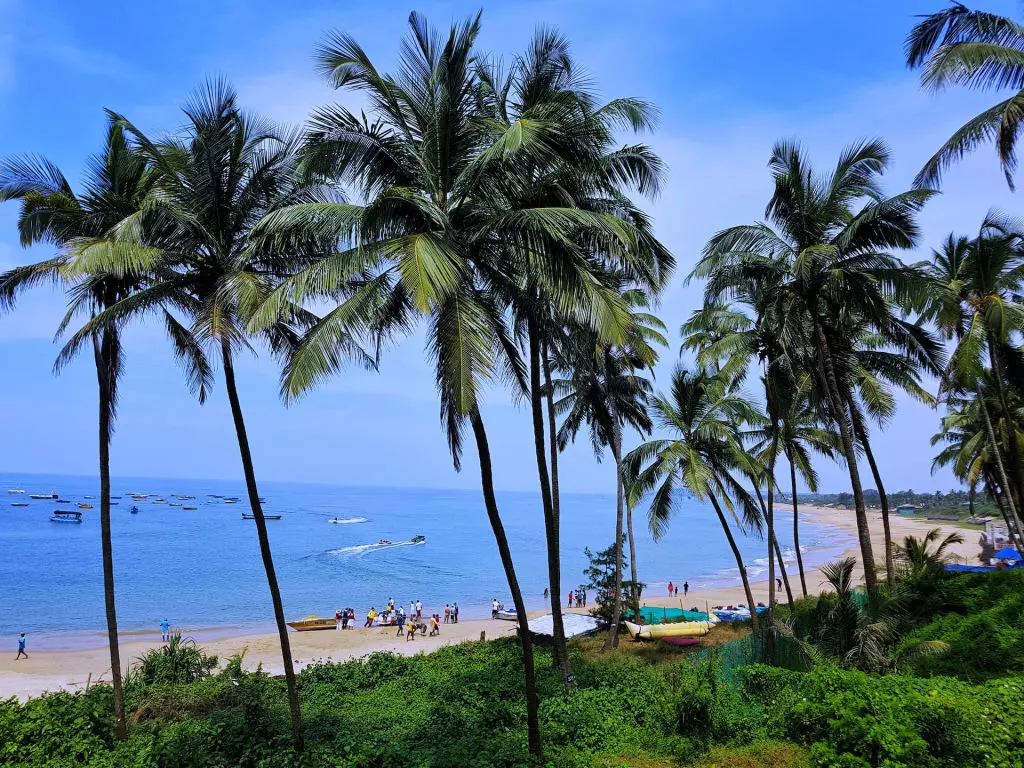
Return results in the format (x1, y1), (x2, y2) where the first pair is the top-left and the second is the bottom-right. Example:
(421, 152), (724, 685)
(183, 506), (198, 510)
(411, 535), (426, 544)
(78, 503), (93, 509)
(378, 539), (392, 545)
(242, 513), (282, 520)
(50, 511), (83, 523)
(328, 516), (368, 524)
(7, 489), (25, 494)
(30, 493), (58, 500)
(130, 506), (139, 514)
(11, 502), (28, 507)
(287, 616), (337, 632)
(494, 608), (518, 621)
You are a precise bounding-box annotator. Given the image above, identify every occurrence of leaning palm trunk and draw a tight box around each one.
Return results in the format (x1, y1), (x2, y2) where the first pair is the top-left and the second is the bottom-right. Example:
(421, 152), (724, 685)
(849, 406), (895, 585)
(94, 331), (125, 740)
(220, 342), (304, 753)
(605, 432), (626, 649)
(752, 482), (793, 607)
(528, 328), (571, 685)
(788, 455), (808, 597)
(469, 407), (542, 756)
(707, 495), (759, 632)
(766, 422), (778, 617)
(988, 340), (1024, 516)
(979, 392), (1024, 541)
(814, 321), (877, 594)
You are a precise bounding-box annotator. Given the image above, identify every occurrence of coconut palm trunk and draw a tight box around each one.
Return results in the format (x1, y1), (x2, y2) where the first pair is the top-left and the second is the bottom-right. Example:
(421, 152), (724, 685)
(979, 392), (1024, 540)
(220, 341), (303, 752)
(849, 405), (895, 585)
(988, 339), (1024, 514)
(814, 320), (876, 594)
(788, 454), (808, 597)
(707, 495), (759, 632)
(626, 503), (639, 609)
(469, 406), (542, 756)
(94, 330), (126, 740)
(752, 481), (793, 607)
(528, 325), (571, 685)
(605, 431), (626, 649)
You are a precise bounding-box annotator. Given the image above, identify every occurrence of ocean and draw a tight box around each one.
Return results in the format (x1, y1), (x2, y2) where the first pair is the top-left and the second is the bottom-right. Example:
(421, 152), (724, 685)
(0, 472), (854, 646)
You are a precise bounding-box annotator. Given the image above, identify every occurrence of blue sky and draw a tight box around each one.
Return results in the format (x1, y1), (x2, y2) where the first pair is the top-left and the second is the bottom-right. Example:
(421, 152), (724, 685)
(0, 0), (1020, 495)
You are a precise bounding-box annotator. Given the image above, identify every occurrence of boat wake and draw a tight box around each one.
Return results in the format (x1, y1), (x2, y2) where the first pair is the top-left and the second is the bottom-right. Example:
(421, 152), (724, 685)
(328, 539), (425, 557)
(328, 517), (368, 524)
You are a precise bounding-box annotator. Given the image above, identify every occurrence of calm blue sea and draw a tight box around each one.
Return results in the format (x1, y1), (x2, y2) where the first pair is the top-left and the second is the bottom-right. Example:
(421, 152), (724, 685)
(0, 472), (853, 646)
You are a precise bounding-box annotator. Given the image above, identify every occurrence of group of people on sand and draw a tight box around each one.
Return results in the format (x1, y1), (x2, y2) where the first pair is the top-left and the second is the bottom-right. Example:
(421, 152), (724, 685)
(334, 607), (357, 630)
(339, 597), (458, 639)
(567, 588), (587, 608)
(666, 581), (689, 597)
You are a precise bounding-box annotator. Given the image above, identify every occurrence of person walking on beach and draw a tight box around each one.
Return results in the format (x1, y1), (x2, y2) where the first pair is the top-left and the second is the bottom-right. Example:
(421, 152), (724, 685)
(335, 609), (343, 631)
(364, 607), (376, 628)
(452, 602), (459, 623)
(683, 581), (689, 597)
(347, 607), (355, 628)
(444, 604), (450, 624)
(776, 578), (782, 591)
(415, 599), (423, 620)
(429, 614), (440, 636)
(674, 585), (679, 597)
(15, 633), (27, 660)
(668, 581), (674, 595)
(567, 589), (574, 608)
(160, 618), (171, 642)
(405, 617), (416, 641)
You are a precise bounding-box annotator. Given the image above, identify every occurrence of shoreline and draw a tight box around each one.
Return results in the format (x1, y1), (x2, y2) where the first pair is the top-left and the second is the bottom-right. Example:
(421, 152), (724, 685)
(0, 504), (982, 700)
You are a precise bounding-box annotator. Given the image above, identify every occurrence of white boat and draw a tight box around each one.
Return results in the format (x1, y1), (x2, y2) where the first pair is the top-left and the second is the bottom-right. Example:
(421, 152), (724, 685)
(7, 489), (25, 494)
(494, 609), (518, 621)
(29, 493), (58, 500)
(50, 510), (83, 524)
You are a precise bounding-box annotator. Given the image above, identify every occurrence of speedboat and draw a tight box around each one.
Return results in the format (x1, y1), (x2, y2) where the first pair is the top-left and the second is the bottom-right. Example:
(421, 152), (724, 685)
(50, 510), (83, 523)
(7, 489), (25, 494)
(411, 535), (426, 544)
(378, 539), (392, 545)
(287, 615), (336, 632)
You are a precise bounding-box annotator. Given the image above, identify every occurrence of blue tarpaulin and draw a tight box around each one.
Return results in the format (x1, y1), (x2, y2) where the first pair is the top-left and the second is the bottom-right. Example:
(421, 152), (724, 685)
(993, 547), (1023, 561)
(945, 564), (996, 573)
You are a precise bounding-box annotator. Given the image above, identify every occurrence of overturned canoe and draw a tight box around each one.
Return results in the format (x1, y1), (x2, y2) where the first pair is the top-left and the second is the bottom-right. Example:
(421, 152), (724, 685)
(624, 620), (710, 640)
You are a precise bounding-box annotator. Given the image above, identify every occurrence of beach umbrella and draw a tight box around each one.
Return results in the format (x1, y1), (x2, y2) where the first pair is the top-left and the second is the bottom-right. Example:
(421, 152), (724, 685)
(993, 547), (1023, 561)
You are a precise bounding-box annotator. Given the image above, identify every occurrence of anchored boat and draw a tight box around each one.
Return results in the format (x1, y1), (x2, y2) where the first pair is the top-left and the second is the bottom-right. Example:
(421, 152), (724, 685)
(242, 513), (282, 520)
(287, 615), (337, 632)
(50, 511), (83, 524)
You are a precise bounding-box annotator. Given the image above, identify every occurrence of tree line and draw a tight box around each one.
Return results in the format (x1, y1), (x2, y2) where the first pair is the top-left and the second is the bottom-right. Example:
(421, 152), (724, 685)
(2, 4), (1024, 759)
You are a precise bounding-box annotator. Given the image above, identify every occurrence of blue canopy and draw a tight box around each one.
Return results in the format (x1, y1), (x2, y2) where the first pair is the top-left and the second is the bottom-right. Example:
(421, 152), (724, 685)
(993, 547), (1023, 560)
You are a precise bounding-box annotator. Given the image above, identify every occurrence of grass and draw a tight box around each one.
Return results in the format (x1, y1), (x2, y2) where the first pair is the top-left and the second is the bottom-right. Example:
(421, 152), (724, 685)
(686, 742), (810, 768)
(572, 622), (751, 665)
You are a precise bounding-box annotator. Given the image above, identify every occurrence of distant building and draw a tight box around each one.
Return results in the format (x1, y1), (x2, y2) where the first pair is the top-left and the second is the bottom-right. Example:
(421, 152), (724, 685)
(896, 504), (919, 514)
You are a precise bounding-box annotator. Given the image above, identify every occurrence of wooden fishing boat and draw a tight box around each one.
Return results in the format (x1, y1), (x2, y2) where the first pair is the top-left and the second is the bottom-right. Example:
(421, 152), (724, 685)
(183, 506), (198, 510)
(242, 513), (281, 520)
(78, 503), (93, 509)
(623, 620), (711, 640)
(30, 493), (58, 500)
(287, 615), (337, 631)
(11, 502), (29, 507)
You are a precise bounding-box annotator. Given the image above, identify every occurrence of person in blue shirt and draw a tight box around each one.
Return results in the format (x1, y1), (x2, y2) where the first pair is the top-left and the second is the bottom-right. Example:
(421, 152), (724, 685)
(160, 619), (170, 642)
(15, 633), (27, 660)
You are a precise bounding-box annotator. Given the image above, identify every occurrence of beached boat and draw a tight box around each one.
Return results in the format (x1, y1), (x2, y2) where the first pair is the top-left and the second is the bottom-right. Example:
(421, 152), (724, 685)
(287, 615), (337, 632)
(50, 510), (83, 523)
(11, 502), (29, 507)
(494, 609), (518, 621)
(7, 489), (25, 494)
(623, 620), (711, 640)
(29, 493), (58, 500)
(242, 513), (282, 520)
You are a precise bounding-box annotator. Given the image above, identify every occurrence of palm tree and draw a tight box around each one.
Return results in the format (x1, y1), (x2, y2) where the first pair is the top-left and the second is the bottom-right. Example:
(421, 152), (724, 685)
(906, 4), (1024, 189)
(694, 139), (935, 595)
(554, 290), (665, 648)
(251, 15), (666, 756)
(895, 527), (966, 578)
(476, 35), (673, 680)
(0, 121), (166, 740)
(777, 401), (839, 597)
(73, 83), (316, 752)
(623, 367), (764, 631)
(922, 213), (1024, 539)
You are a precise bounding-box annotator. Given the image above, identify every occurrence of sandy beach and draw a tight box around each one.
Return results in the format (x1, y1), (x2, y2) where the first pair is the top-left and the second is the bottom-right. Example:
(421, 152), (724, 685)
(0, 504), (982, 700)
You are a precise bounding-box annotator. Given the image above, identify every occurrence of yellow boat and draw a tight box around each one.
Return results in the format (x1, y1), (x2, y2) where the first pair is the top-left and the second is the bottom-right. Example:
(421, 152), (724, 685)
(623, 620), (711, 640)
(287, 615), (337, 632)
(78, 503), (94, 509)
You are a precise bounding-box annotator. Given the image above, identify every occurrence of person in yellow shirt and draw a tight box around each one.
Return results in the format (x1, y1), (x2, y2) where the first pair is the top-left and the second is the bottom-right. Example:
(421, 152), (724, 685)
(405, 618), (416, 641)
(364, 607), (377, 628)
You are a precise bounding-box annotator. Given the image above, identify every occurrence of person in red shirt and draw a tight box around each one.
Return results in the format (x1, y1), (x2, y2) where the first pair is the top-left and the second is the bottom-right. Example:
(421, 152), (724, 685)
(567, 590), (574, 608)
(668, 581), (674, 595)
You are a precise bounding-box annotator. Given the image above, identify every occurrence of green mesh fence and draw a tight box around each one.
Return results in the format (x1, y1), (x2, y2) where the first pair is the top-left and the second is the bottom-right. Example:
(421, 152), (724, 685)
(688, 631), (811, 685)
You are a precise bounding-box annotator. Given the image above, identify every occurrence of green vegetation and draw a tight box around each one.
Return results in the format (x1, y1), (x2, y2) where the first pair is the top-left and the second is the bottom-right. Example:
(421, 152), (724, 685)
(3, 571), (1023, 767)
